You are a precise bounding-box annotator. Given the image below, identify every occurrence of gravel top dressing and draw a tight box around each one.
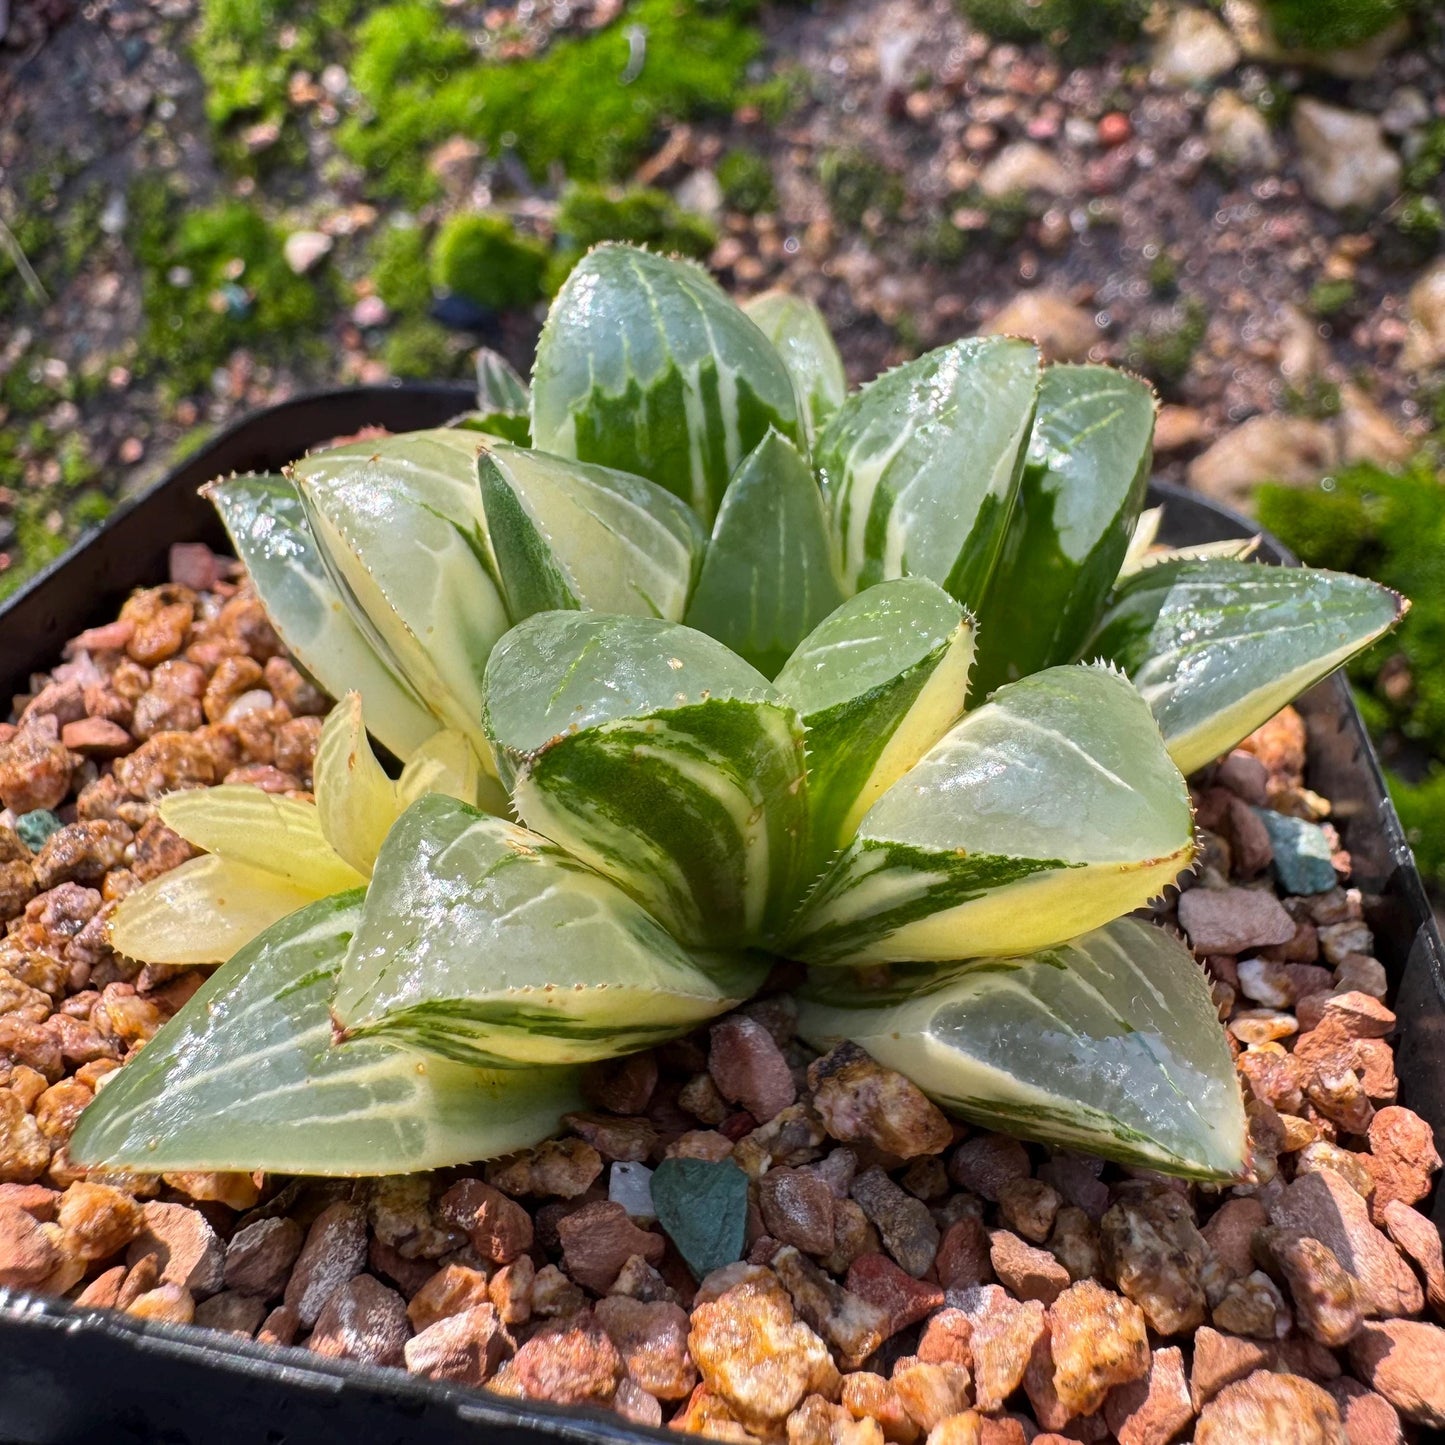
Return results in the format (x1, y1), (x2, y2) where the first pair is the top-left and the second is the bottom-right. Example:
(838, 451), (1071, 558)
(0, 541), (1440, 1443)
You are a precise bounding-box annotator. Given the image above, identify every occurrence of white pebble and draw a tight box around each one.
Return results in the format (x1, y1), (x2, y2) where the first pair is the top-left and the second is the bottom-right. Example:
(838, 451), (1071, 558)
(609, 1161), (656, 1221)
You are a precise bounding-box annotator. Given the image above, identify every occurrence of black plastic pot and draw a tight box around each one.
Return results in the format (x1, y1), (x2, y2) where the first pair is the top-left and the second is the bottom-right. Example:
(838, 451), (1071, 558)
(1, 385), (1441, 1445)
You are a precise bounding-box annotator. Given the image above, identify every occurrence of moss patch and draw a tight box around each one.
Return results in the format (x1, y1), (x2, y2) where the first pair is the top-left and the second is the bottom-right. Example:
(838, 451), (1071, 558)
(1258, 454), (1445, 889)
(131, 179), (330, 399)
(717, 149), (777, 215)
(958, 0), (1147, 60)
(554, 183), (716, 268)
(340, 0), (761, 200)
(430, 214), (548, 310)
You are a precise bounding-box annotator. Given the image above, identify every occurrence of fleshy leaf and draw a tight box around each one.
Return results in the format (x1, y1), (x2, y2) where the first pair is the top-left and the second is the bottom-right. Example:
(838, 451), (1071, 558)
(479, 441), (704, 624)
(796, 917), (1247, 1181)
(742, 290), (847, 442)
(205, 474), (438, 761)
(683, 430), (846, 677)
(76, 891), (584, 1176)
(313, 693), (400, 876)
(333, 796), (766, 1067)
(476, 347), (530, 413)
(774, 578), (975, 871)
(108, 856), (319, 966)
(971, 364), (1155, 697)
(159, 785), (364, 896)
(397, 728), (499, 814)
(1089, 558), (1407, 776)
(1116, 507), (1260, 580)
(819, 337), (1040, 610)
(530, 245), (801, 525)
(785, 664), (1194, 966)
(293, 429), (509, 762)
(452, 410), (531, 445)
(484, 612), (808, 948)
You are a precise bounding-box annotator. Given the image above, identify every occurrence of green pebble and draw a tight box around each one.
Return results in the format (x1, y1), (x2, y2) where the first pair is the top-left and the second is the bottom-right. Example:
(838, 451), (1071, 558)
(1253, 807), (1337, 895)
(650, 1157), (749, 1280)
(15, 810), (62, 850)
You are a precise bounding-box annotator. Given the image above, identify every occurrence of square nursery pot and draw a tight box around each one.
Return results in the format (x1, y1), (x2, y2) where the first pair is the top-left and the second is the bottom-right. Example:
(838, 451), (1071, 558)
(1, 384), (1442, 1444)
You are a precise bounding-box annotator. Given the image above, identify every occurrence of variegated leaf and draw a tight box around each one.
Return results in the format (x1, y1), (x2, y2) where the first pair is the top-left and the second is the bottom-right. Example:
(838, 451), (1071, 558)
(107, 855), (319, 966)
(313, 693), (402, 876)
(774, 578), (974, 872)
(333, 796), (766, 1067)
(796, 917), (1247, 1181)
(484, 612), (808, 948)
(530, 245), (801, 525)
(292, 429), (509, 763)
(971, 364), (1155, 697)
(784, 663), (1194, 966)
(1089, 558), (1406, 776)
(205, 474), (438, 761)
(743, 290), (848, 443)
(479, 441), (705, 623)
(819, 337), (1040, 610)
(75, 892), (584, 1175)
(683, 430), (845, 677)
(475, 347), (530, 413)
(159, 785), (364, 896)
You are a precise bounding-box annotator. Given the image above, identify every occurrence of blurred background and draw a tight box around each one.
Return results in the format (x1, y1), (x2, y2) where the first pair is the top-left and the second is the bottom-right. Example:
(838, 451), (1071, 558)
(0, 0), (1442, 887)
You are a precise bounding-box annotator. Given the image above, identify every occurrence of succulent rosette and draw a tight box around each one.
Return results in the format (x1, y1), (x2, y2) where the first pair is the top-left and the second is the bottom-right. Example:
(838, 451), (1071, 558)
(74, 245), (1405, 1184)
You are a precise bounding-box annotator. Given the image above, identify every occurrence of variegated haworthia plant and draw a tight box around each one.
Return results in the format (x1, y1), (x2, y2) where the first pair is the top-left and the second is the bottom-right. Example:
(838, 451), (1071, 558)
(75, 244), (1407, 1185)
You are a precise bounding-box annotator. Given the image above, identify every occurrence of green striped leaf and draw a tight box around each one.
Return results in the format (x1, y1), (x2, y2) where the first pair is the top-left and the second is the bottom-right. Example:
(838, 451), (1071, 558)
(484, 612), (808, 949)
(774, 578), (975, 872)
(480, 441), (705, 624)
(819, 337), (1040, 610)
(334, 796), (766, 1067)
(971, 364), (1155, 698)
(1089, 558), (1406, 777)
(743, 290), (847, 443)
(796, 917), (1247, 1181)
(784, 663), (1194, 966)
(683, 430), (846, 677)
(452, 410), (531, 445)
(73, 892), (583, 1176)
(293, 429), (510, 763)
(530, 245), (801, 525)
(205, 474), (439, 761)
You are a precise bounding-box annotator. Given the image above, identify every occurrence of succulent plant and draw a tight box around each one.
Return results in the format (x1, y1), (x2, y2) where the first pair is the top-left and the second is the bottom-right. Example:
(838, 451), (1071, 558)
(74, 244), (1405, 1184)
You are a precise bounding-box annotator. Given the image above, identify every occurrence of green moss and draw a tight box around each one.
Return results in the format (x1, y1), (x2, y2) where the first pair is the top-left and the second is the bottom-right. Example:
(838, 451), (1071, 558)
(1389, 766), (1445, 892)
(193, 0), (367, 166)
(717, 150), (777, 215)
(740, 65), (811, 125)
(1397, 193), (1444, 246)
(1124, 297), (1207, 392)
(818, 148), (904, 228)
(340, 0), (760, 198)
(1282, 378), (1343, 421)
(68, 489), (114, 530)
(430, 214), (547, 311)
(1258, 456), (1445, 748)
(371, 223), (433, 314)
(912, 214), (968, 265)
(1260, 0), (1408, 50)
(958, 0), (1146, 60)
(1404, 119), (1445, 193)
(1148, 251), (1179, 297)
(554, 183), (716, 264)
(382, 316), (459, 378)
(130, 178), (330, 399)
(1308, 278), (1357, 318)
